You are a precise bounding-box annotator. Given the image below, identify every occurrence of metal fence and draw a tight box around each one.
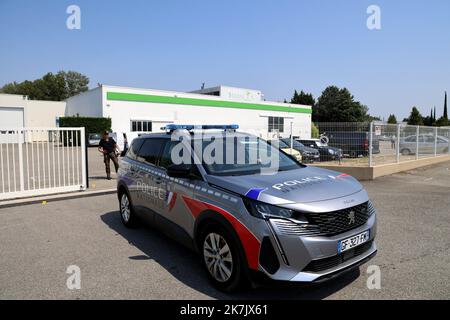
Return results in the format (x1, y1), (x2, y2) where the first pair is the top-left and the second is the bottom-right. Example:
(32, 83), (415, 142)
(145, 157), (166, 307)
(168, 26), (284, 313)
(313, 122), (450, 167)
(0, 127), (87, 200)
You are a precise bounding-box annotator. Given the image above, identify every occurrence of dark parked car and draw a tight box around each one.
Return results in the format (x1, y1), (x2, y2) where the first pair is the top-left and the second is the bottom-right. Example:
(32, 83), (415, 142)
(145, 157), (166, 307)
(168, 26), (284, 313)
(280, 138), (320, 163)
(297, 139), (342, 161)
(326, 131), (380, 158)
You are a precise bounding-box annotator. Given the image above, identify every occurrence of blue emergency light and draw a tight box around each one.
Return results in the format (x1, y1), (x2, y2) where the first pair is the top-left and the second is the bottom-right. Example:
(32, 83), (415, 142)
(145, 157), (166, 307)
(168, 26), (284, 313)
(162, 124), (239, 132)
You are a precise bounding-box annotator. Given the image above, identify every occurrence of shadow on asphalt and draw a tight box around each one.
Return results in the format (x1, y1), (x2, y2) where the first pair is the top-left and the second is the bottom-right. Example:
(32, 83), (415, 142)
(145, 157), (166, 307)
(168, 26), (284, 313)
(101, 211), (360, 300)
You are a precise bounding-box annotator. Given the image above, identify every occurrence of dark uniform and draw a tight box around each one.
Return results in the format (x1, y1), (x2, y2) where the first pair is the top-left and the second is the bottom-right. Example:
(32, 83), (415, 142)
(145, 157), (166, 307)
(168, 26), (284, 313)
(99, 138), (119, 178)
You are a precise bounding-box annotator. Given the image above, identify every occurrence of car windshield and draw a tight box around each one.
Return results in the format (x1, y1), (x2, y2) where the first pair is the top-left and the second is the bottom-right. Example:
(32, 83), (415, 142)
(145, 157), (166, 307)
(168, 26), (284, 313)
(90, 134), (101, 139)
(282, 139), (304, 148)
(193, 136), (302, 176)
(273, 140), (289, 148)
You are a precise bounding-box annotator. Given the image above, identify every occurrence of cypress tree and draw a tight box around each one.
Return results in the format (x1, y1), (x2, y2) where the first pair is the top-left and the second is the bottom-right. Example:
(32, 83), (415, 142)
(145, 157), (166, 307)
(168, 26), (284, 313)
(444, 91), (448, 119)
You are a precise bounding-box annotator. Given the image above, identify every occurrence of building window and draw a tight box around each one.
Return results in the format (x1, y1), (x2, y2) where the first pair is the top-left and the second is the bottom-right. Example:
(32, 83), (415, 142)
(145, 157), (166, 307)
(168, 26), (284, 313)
(131, 120), (152, 132)
(268, 117), (284, 133)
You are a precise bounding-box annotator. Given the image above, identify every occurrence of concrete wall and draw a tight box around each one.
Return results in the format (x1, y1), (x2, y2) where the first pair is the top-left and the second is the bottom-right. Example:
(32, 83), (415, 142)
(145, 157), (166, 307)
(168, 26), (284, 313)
(313, 155), (450, 180)
(65, 87), (103, 117)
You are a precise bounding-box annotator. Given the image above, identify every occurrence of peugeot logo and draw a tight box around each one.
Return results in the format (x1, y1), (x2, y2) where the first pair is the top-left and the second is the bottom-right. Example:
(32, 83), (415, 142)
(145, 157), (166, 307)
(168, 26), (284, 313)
(348, 211), (356, 224)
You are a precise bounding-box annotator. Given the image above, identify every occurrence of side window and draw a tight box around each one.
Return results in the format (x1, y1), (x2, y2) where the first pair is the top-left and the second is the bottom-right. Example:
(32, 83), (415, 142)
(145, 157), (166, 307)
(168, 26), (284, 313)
(126, 139), (144, 160)
(159, 141), (180, 169)
(137, 139), (166, 166)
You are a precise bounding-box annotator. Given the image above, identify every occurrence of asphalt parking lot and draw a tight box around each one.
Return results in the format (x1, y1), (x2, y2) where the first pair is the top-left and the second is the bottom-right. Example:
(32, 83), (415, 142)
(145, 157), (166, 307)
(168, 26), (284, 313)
(0, 161), (449, 300)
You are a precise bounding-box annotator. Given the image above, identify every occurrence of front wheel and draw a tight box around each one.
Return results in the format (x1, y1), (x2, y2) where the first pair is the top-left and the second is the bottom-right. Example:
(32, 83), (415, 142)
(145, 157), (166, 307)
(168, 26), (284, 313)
(200, 225), (246, 292)
(401, 148), (411, 156)
(119, 191), (138, 228)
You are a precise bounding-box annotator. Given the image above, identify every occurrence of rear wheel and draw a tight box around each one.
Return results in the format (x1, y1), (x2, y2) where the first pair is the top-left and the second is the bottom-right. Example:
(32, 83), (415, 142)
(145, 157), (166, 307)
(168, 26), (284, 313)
(119, 191), (138, 227)
(200, 224), (246, 292)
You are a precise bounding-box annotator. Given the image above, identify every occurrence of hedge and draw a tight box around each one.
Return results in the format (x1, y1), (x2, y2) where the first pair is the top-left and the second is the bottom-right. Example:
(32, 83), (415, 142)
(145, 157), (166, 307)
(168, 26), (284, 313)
(59, 116), (112, 134)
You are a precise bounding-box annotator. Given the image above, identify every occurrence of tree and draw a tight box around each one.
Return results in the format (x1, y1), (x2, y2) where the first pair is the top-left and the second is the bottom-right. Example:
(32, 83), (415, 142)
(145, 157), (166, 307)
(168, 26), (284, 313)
(407, 107), (424, 125)
(444, 91), (448, 119)
(313, 86), (370, 122)
(387, 114), (397, 124)
(0, 71), (89, 101)
(64, 71), (89, 98)
(423, 108), (434, 126)
(435, 116), (449, 127)
(290, 90), (315, 107)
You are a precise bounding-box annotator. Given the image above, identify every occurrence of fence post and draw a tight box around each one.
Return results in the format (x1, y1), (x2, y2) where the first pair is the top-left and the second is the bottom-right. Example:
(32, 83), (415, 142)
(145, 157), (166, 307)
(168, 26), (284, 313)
(80, 127), (88, 190)
(369, 121), (373, 167)
(396, 124), (401, 163)
(17, 128), (25, 191)
(290, 121), (293, 154)
(448, 128), (450, 155)
(434, 127), (438, 157)
(416, 126), (419, 160)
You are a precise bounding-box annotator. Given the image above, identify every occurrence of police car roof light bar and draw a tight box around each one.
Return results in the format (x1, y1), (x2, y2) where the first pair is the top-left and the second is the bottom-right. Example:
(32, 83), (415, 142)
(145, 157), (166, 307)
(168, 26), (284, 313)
(162, 124), (239, 132)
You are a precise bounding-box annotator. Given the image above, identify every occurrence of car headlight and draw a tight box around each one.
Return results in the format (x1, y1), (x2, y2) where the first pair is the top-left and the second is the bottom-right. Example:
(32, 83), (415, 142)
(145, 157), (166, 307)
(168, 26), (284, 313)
(243, 198), (308, 222)
(328, 149), (335, 155)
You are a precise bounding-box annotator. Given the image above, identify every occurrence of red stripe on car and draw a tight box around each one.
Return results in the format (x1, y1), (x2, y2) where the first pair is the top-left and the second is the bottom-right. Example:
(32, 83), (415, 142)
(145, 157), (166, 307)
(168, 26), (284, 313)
(168, 192), (177, 211)
(182, 196), (260, 270)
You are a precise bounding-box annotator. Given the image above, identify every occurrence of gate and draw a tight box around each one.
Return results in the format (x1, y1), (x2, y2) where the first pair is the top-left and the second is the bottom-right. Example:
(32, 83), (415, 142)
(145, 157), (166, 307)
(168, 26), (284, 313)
(0, 127), (87, 200)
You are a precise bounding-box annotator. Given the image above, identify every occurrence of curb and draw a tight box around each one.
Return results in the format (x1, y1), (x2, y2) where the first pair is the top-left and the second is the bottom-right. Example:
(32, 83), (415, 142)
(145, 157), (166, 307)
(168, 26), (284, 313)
(0, 189), (116, 209)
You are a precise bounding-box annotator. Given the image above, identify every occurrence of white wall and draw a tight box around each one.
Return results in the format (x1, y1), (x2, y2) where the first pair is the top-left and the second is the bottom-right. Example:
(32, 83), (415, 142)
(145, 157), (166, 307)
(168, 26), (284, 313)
(65, 87), (102, 117)
(25, 100), (65, 127)
(101, 86), (311, 139)
(0, 94), (65, 127)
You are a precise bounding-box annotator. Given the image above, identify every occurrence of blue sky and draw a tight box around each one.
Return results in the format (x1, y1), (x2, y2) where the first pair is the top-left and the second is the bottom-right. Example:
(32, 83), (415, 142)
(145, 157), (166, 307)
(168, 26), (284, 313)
(1, 0), (449, 120)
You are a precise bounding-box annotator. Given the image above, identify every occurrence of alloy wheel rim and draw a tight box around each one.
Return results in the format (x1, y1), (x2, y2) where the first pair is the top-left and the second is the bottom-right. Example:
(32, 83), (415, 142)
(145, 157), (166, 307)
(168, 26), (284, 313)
(203, 233), (233, 283)
(121, 194), (130, 222)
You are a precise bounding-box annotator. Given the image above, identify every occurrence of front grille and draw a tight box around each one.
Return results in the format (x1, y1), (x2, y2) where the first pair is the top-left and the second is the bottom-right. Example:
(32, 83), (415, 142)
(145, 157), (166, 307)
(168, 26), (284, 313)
(305, 201), (374, 236)
(271, 201), (375, 237)
(303, 240), (374, 272)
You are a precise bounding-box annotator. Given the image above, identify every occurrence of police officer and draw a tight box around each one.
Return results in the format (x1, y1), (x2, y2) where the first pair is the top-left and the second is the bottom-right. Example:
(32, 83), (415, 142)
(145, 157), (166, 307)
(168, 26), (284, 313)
(98, 131), (119, 180)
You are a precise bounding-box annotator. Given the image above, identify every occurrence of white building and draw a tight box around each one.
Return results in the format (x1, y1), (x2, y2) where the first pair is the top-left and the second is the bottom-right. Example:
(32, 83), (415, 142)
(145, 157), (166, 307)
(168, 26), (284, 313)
(0, 94), (66, 128)
(0, 94), (66, 142)
(66, 85), (312, 139)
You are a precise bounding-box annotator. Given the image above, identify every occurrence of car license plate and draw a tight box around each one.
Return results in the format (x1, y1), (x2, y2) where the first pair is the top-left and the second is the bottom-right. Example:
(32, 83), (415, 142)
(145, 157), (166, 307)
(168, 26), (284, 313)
(338, 230), (370, 253)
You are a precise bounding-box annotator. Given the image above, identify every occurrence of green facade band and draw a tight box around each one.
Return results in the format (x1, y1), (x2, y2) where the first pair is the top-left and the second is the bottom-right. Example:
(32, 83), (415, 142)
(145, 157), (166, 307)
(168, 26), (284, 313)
(106, 92), (312, 114)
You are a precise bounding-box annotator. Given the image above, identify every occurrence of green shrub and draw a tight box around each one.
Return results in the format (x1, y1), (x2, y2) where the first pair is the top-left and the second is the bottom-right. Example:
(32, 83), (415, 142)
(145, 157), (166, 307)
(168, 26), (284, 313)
(59, 116), (111, 134)
(311, 122), (320, 138)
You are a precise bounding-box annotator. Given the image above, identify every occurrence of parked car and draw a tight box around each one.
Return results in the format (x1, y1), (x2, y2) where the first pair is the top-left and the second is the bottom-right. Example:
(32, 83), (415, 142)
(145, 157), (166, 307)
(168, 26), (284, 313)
(296, 138), (343, 161)
(267, 139), (302, 162)
(117, 124), (377, 292)
(88, 133), (101, 146)
(280, 138), (320, 163)
(326, 131), (380, 158)
(109, 132), (141, 156)
(399, 134), (449, 155)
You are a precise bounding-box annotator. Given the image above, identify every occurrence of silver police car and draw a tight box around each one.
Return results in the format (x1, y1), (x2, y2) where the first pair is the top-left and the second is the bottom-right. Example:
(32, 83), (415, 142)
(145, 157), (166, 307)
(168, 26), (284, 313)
(117, 125), (377, 292)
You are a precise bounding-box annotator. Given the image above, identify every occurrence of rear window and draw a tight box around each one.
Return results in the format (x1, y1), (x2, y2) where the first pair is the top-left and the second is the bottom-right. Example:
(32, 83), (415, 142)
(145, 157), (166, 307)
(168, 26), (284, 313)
(136, 138), (166, 165)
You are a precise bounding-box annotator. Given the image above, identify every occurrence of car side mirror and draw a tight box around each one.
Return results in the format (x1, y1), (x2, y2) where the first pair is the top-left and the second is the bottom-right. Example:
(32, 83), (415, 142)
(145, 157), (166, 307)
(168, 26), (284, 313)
(167, 164), (193, 179)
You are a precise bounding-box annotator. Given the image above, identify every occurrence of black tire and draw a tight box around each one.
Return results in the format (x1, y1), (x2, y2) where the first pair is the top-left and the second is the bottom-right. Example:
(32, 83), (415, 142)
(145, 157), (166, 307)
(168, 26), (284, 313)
(119, 190), (138, 228)
(401, 148), (411, 156)
(199, 223), (247, 292)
